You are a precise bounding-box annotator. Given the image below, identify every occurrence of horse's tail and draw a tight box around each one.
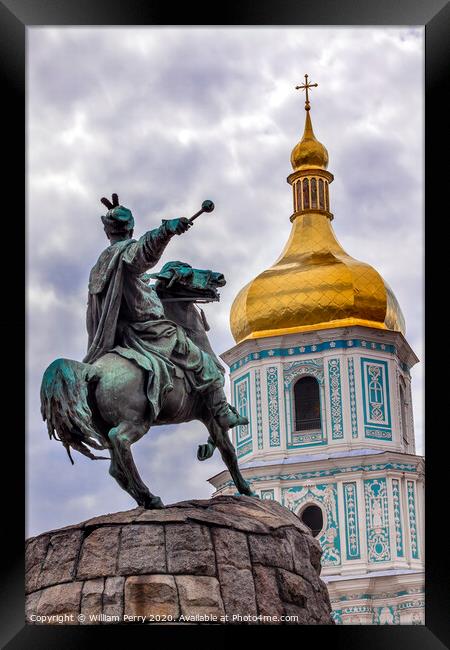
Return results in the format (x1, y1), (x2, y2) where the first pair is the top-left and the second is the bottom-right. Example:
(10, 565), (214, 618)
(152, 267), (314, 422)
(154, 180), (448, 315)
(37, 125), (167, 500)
(40, 358), (110, 464)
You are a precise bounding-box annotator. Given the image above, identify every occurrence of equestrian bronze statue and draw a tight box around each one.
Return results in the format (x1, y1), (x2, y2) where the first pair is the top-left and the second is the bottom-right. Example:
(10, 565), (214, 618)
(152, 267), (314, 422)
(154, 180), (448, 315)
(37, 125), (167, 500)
(40, 193), (255, 508)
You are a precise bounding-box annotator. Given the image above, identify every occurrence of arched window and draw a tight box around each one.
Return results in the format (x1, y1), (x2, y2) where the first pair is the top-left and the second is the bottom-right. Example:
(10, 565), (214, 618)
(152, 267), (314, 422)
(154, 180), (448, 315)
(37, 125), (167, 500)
(400, 377), (408, 448)
(295, 181), (302, 212)
(300, 504), (323, 537)
(318, 178), (325, 209)
(294, 376), (321, 431)
(302, 178), (310, 209)
(311, 178), (317, 208)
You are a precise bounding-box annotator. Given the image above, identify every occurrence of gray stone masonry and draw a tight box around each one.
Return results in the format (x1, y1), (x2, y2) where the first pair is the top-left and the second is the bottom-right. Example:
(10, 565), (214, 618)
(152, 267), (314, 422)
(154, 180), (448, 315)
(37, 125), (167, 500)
(25, 496), (334, 625)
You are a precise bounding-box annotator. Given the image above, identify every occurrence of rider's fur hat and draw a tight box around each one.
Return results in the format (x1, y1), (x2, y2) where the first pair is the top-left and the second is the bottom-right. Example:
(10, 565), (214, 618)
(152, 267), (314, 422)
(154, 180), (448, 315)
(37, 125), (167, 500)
(100, 193), (135, 233)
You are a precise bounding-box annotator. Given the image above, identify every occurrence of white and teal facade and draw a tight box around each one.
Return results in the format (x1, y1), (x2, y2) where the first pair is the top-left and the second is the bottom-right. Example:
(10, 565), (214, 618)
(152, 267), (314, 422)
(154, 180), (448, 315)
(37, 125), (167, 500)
(209, 325), (424, 624)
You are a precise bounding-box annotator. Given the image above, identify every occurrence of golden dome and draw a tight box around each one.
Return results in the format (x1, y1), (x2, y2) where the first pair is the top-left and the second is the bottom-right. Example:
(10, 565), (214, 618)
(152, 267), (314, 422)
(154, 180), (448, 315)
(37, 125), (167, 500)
(290, 110), (329, 171)
(229, 213), (405, 343)
(229, 84), (405, 343)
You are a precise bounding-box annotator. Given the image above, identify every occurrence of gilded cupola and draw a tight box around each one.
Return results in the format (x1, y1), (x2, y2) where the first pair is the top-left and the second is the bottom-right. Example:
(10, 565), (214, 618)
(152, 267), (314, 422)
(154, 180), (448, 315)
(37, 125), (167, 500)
(290, 110), (329, 171)
(229, 76), (406, 344)
(290, 75), (329, 172)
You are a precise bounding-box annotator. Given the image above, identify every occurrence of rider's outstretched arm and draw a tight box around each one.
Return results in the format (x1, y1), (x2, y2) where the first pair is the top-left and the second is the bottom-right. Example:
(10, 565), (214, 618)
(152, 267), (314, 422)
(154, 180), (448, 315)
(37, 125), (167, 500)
(123, 218), (191, 275)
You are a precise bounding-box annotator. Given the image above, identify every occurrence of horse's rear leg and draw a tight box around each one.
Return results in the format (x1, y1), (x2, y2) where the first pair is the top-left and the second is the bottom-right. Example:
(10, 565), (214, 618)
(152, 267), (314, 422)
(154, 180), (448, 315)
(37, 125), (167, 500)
(210, 422), (256, 497)
(108, 422), (164, 509)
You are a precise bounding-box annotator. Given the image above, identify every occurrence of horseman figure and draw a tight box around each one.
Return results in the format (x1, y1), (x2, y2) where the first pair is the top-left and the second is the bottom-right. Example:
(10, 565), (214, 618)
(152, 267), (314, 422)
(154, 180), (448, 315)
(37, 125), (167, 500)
(86, 193), (245, 432)
(40, 194), (254, 508)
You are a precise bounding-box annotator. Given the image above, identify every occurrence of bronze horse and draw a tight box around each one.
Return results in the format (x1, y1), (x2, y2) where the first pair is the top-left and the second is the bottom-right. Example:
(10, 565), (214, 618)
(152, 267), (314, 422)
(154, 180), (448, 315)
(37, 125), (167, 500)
(40, 264), (254, 508)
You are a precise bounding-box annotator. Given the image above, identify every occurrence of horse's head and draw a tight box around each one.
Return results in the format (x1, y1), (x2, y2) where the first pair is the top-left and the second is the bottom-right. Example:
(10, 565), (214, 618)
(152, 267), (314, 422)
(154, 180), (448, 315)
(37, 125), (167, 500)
(149, 261), (226, 302)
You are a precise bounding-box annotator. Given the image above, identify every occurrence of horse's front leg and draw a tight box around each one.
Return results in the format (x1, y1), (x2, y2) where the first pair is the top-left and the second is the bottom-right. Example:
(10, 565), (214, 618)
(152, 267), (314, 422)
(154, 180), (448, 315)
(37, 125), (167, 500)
(108, 421), (164, 509)
(197, 435), (216, 461)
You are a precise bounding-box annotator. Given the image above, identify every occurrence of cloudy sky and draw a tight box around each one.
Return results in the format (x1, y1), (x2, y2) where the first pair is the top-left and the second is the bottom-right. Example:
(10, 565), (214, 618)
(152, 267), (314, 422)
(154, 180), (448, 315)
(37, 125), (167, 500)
(27, 27), (424, 537)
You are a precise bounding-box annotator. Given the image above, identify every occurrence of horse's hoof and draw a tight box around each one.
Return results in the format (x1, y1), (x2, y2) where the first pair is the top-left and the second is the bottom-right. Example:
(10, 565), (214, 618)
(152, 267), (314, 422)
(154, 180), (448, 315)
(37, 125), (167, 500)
(239, 486), (259, 498)
(143, 495), (165, 509)
(197, 443), (215, 461)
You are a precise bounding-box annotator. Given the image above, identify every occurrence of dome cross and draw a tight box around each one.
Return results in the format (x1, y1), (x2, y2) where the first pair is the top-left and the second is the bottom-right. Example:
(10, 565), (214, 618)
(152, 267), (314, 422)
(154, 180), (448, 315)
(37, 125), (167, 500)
(295, 74), (318, 111)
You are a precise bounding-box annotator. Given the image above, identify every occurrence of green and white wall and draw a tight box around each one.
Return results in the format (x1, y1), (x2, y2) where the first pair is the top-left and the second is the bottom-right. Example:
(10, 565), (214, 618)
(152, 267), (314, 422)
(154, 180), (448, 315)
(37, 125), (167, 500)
(210, 325), (424, 625)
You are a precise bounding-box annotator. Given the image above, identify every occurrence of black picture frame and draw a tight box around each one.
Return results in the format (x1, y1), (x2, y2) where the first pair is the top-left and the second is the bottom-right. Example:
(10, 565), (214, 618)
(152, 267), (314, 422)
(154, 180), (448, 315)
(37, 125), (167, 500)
(1, 0), (448, 646)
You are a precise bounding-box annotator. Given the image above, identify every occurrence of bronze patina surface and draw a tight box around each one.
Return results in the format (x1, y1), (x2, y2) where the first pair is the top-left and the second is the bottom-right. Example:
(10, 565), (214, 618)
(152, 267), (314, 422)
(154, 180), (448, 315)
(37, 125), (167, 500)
(40, 195), (254, 508)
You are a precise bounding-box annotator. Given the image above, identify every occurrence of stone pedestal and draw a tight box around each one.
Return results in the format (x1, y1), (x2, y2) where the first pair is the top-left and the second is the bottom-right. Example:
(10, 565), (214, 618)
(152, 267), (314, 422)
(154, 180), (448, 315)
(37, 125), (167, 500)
(26, 495), (334, 625)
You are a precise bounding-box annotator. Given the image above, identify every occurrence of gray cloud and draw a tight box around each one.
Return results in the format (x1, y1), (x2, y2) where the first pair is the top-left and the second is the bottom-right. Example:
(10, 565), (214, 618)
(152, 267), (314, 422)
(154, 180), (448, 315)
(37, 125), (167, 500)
(27, 27), (424, 537)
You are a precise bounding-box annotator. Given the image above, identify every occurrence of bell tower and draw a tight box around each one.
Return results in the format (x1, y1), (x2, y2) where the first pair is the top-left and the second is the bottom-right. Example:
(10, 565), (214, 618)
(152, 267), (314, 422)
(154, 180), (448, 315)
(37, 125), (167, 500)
(209, 79), (424, 625)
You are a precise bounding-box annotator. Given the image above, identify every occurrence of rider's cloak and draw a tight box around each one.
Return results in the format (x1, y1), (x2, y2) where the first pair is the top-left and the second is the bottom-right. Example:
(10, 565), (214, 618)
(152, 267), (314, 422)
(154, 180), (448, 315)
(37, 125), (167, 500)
(83, 223), (224, 420)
